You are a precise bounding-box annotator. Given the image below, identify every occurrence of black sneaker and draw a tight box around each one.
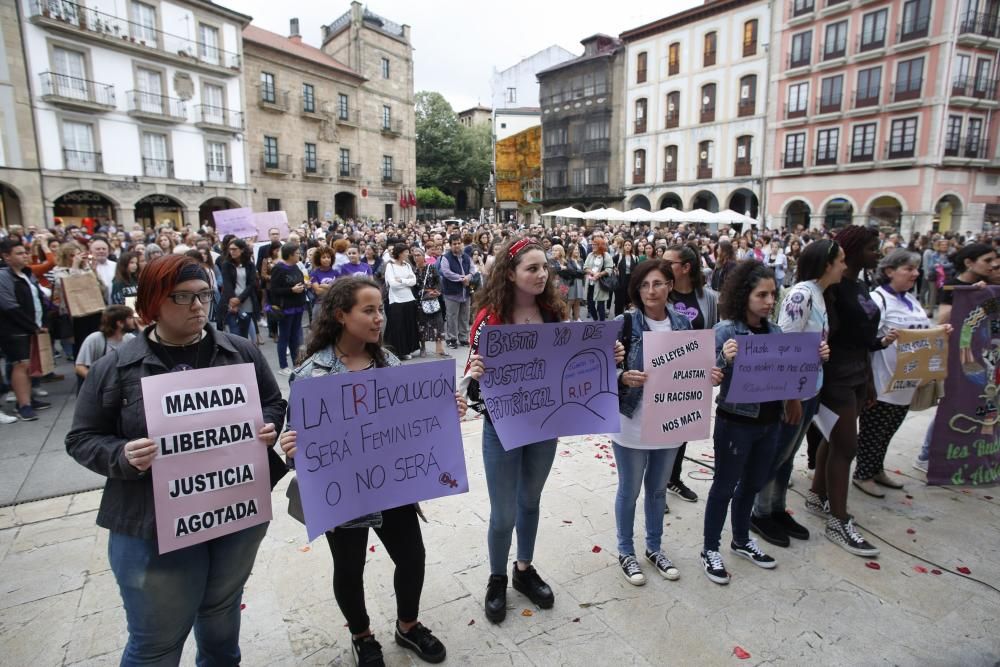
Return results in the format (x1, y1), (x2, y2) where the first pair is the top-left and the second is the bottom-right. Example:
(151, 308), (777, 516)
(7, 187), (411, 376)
(749, 513), (790, 548)
(395, 622), (446, 664)
(31, 399), (51, 411)
(825, 516), (880, 557)
(16, 405), (38, 422)
(617, 554), (646, 586)
(731, 538), (777, 569)
(447, 340), (458, 349)
(700, 549), (730, 585)
(484, 574), (507, 623)
(804, 491), (830, 519)
(668, 481), (698, 502)
(645, 550), (680, 580)
(351, 634), (385, 667)
(772, 510), (810, 540)
(511, 562), (554, 609)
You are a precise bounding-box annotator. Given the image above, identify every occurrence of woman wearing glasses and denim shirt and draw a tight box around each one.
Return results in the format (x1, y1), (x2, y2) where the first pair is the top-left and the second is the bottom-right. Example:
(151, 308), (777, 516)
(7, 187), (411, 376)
(612, 259), (722, 585)
(66, 254), (287, 665)
(702, 261), (829, 585)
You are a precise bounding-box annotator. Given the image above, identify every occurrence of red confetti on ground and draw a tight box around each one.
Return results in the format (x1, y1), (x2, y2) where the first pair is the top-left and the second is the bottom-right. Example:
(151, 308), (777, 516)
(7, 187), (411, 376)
(957, 566), (971, 575)
(595, 454), (603, 459)
(906, 528), (916, 535)
(609, 463), (617, 468)
(298, 545), (311, 552)
(865, 561), (881, 570)
(733, 646), (751, 660)
(591, 545), (602, 553)
(240, 603), (246, 610)
(894, 469), (903, 475)
(912, 565), (928, 574)
(467, 619), (475, 626)
(369, 545), (376, 553)
(572, 617), (580, 623)
(931, 569), (942, 575)
(521, 609), (534, 617)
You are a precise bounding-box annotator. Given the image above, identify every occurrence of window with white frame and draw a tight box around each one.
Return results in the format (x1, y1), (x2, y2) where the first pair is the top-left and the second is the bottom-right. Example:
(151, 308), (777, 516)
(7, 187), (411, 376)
(860, 9), (888, 50)
(966, 117), (983, 155)
(130, 1), (157, 43)
(783, 133), (805, 167)
(202, 83), (224, 124)
(791, 31), (812, 67)
(198, 24), (220, 64)
(889, 117), (918, 157)
(851, 123), (877, 160)
(207, 140), (228, 181)
(50, 46), (88, 100)
(62, 120), (97, 171)
(136, 67), (163, 113)
(824, 20), (848, 59)
(141, 131), (169, 177)
(816, 128), (839, 164)
(945, 115), (962, 154)
(788, 82), (809, 116)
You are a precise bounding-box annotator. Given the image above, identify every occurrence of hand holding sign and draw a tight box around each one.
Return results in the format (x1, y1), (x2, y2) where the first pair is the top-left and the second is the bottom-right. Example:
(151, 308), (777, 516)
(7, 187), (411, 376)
(725, 332), (822, 403)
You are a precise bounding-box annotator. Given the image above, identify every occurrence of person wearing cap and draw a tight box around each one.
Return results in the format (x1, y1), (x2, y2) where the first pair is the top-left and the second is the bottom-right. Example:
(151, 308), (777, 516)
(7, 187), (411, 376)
(65, 254), (287, 665)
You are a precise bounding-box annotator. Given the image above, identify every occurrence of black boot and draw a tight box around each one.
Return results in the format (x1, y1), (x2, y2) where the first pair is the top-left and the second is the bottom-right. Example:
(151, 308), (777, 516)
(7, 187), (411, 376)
(485, 574), (507, 623)
(511, 562), (554, 609)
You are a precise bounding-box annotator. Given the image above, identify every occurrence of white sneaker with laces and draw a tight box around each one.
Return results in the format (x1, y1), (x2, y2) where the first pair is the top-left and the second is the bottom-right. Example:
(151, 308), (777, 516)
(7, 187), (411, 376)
(0, 411), (17, 424)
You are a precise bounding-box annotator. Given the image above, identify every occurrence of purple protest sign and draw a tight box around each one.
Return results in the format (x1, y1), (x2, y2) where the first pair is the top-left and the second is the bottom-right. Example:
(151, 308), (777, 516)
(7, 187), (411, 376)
(253, 211), (289, 240)
(287, 360), (468, 541)
(478, 322), (621, 450)
(725, 332), (822, 403)
(211, 208), (256, 238)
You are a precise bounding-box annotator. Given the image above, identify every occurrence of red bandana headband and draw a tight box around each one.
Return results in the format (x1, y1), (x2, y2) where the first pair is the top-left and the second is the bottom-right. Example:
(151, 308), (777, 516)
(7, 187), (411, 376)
(508, 237), (535, 259)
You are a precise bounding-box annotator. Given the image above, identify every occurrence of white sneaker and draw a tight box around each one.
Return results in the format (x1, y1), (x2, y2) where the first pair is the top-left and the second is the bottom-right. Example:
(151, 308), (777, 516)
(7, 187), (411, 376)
(618, 554), (646, 586)
(912, 458), (928, 473)
(0, 411), (17, 424)
(32, 387), (49, 397)
(277, 368), (291, 376)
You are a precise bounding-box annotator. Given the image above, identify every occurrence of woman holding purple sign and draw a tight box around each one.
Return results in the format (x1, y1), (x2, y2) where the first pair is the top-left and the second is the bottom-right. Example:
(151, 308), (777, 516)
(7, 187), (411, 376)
(463, 237), (625, 623)
(703, 260), (828, 585)
(611, 259), (722, 585)
(279, 277), (467, 667)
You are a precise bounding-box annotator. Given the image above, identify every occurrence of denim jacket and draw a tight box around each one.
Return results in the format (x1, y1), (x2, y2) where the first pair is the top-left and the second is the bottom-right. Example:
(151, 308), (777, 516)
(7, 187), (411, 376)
(714, 318), (783, 418)
(617, 306), (692, 418)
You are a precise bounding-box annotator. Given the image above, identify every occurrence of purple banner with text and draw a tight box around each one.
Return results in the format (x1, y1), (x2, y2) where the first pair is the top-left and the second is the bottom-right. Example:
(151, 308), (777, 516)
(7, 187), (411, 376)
(929, 286), (1000, 486)
(725, 332), (822, 403)
(288, 360), (468, 540)
(478, 322), (621, 450)
(639, 329), (715, 446)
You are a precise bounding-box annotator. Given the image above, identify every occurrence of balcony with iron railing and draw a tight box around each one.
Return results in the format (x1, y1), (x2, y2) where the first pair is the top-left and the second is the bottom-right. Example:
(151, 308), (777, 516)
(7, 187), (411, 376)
(848, 143), (876, 163)
(634, 118), (647, 134)
(738, 98), (756, 117)
(700, 104), (716, 123)
(854, 87), (881, 109)
(897, 15), (931, 42)
(884, 139), (916, 161)
(382, 169), (403, 184)
(63, 148), (102, 172)
(818, 93), (843, 114)
(813, 147), (838, 166)
(545, 185), (569, 198)
(582, 138), (610, 154)
(142, 157), (173, 178)
(734, 159), (752, 176)
(665, 111), (679, 128)
(258, 86), (289, 112)
(821, 40), (847, 61)
(963, 137), (989, 159)
(857, 30), (887, 53)
(39, 71), (115, 110)
(544, 143), (571, 159)
(703, 48), (716, 67)
(28, 0), (241, 73)
(303, 158), (330, 178)
(126, 90), (186, 123)
(663, 166), (677, 182)
(337, 107), (361, 126)
(781, 153), (805, 169)
(785, 102), (808, 120)
(195, 104), (243, 131)
(339, 163), (361, 180)
(788, 51), (811, 70)
(697, 164), (714, 179)
(790, 0), (815, 18)
(958, 10), (1000, 39)
(891, 79), (923, 103)
(206, 163), (232, 183)
(260, 152), (291, 174)
(301, 96), (326, 118)
(381, 119), (403, 136)
(951, 76), (999, 103)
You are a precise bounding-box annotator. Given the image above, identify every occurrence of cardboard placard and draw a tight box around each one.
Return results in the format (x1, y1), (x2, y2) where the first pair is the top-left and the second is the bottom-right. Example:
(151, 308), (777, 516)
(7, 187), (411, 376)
(62, 272), (106, 317)
(886, 327), (949, 392)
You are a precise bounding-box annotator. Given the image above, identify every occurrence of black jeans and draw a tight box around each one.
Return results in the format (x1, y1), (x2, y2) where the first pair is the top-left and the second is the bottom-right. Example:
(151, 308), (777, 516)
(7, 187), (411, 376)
(324, 504), (425, 635)
(586, 285), (606, 321)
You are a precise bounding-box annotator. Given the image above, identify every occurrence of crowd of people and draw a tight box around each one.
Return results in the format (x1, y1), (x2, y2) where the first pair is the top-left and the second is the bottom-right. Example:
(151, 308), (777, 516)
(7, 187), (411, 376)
(0, 213), (996, 666)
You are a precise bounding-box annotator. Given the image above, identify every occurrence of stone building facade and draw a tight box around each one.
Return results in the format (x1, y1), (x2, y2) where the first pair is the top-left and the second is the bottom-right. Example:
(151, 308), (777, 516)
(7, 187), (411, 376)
(0, 0), (43, 229)
(320, 1), (416, 222)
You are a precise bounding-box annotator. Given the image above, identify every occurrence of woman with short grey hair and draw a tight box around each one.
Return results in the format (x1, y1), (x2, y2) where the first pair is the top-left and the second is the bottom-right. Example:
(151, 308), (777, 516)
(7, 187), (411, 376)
(853, 249), (951, 497)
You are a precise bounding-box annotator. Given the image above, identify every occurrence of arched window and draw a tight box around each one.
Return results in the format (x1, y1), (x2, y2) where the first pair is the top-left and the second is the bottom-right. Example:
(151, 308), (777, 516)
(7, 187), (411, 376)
(700, 83), (716, 123)
(633, 149), (646, 184)
(735, 136), (752, 175)
(697, 140), (713, 179)
(636, 52), (647, 83)
(665, 91), (680, 128)
(704, 31), (717, 67)
(663, 145), (678, 181)
(634, 97), (647, 134)
(738, 75), (757, 117)
(743, 19), (758, 56)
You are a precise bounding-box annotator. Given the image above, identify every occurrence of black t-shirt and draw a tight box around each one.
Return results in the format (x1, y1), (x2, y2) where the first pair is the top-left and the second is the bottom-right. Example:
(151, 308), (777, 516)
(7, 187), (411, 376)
(720, 322), (782, 424)
(147, 330), (214, 372)
(939, 276), (973, 306)
(670, 289), (705, 330)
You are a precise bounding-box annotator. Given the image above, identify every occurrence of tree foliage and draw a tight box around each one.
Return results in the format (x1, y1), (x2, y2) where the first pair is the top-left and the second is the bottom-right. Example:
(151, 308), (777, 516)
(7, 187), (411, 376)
(416, 187), (456, 209)
(415, 91), (492, 194)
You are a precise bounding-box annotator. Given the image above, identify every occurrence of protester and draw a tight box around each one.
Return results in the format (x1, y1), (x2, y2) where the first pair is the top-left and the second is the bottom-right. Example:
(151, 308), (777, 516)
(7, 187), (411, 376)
(564, 245), (586, 321)
(382, 243), (419, 360)
(584, 236), (614, 321)
(750, 239), (843, 548)
(73, 305), (136, 390)
(411, 245), (447, 358)
(614, 240), (638, 317)
(110, 251), (141, 306)
(463, 237), (624, 622)
(440, 234), (473, 349)
(854, 250), (948, 496)
(65, 254), (286, 664)
(612, 259), (721, 585)
(807, 226), (897, 557)
(269, 242), (308, 374)
(339, 246), (374, 278)
(221, 239), (260, 340)
(280, 277), (464, 666)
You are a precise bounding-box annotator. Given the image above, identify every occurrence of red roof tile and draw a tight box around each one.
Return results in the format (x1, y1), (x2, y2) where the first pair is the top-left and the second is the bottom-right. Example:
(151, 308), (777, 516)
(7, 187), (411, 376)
(242, 25), (364, 81)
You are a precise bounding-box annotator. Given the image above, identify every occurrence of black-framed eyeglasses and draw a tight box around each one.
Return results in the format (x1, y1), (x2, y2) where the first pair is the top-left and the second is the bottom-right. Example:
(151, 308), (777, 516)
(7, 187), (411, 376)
(167, 290), (214, 305)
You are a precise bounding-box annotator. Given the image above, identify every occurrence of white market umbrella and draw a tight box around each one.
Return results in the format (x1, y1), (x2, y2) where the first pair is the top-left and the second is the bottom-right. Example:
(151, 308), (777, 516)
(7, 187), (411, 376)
(711, 209), (758, 227)
(677, 208), (717, 224)
(622, 208), (655, 223)
(580, 207), (624, 221)
(650, 207), (684, 224)
(541, 206), (586, 219)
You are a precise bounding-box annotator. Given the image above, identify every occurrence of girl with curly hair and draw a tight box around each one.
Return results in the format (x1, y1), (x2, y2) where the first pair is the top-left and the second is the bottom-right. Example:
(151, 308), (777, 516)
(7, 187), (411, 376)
(279, 277), (466, 666)
(807, 225), (898, 558)
(702, 260), (828, 585)
(463, 237), (623, 622)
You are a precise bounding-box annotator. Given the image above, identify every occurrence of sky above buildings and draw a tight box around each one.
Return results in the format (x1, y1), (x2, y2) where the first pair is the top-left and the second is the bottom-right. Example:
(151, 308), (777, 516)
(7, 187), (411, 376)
(238, 0), (701, 112)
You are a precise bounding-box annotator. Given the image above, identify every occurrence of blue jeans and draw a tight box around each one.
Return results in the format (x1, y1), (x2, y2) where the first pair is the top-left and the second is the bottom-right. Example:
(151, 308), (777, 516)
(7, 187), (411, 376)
(703, 416), (781, 552)
(919, 416), (934, 461)
(276, 310), (304, 369)
(481, 419), (557, 575)
(225, 312), (253, 339)
(108, 523), (268, 666)
(612, 443), (679, 556)
(753, 396), (820, 516)
(586, 285), (606, 321)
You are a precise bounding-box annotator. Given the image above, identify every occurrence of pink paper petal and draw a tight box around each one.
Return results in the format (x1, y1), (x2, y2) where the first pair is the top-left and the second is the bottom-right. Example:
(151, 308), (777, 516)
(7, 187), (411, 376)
(298, 545), (311, 552)
(733, 646), (751, 660)
(240, 603), (247, 610)
(912, 565), (928, 574)
(591, 545), (602, 553)
(369, 545), (376, 553)
(906, 528), (916, 535)
(957, 566), (971, 574)
(865, 561), (881, 570)
(931, 569), (942, 575)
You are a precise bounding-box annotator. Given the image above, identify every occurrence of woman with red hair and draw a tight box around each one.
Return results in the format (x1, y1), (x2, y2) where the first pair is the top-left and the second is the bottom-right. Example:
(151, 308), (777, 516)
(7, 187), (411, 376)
(66, 254), (287, 665)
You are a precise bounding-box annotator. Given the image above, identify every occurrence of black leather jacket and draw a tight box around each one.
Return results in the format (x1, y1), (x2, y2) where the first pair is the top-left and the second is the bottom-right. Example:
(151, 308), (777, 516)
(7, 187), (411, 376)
(65, 326), (287, 539)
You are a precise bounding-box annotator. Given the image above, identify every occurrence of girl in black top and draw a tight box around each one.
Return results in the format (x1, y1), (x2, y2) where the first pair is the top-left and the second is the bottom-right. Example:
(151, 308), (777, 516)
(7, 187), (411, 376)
(613, 240), (638, 317)
(806, 226), (897, 558)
